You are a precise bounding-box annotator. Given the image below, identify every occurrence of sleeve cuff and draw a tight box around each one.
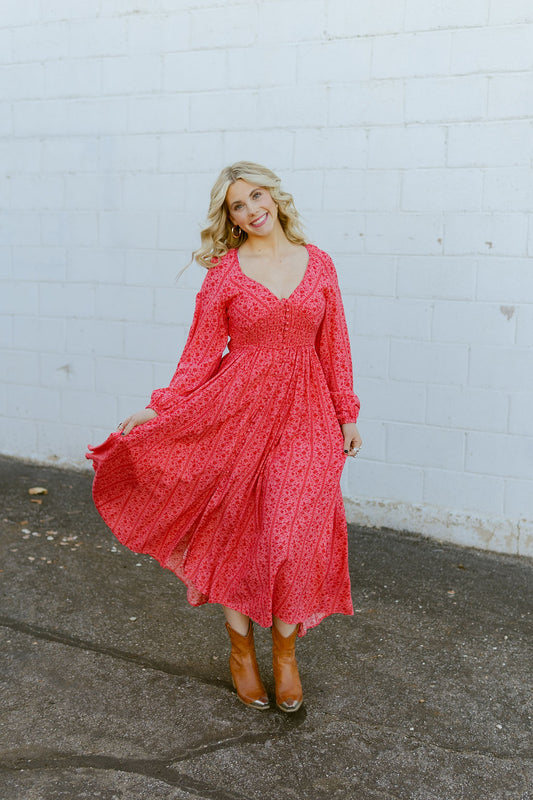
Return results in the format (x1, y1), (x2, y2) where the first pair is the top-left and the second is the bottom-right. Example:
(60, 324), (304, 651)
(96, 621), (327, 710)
(331, 392), (360, 426)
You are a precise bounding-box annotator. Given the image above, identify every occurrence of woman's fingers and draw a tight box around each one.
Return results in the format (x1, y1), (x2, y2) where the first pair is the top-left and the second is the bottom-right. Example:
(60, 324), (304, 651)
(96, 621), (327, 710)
(122, 419), (135, 436)
(341, 422), (361, 456)
(117, 408), (158, 436)
(344, 435), (363, 457)
(352, 433), (362, 449)
(116, 414), (134, 435)
(118, 416), (130, 436)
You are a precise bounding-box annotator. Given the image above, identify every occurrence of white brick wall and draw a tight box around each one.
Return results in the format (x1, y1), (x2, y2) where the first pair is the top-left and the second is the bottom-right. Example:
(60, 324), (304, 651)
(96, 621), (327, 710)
(1, 0), (532, 556)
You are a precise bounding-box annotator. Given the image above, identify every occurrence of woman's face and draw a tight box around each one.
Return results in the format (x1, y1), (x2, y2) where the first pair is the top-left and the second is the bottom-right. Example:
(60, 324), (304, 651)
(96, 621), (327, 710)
(226, 179), (279, 238)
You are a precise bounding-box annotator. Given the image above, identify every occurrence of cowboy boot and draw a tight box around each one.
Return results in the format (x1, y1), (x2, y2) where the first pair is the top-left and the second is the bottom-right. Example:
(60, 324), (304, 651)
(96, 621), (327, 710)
(225, 622), (270, 710)
(272, 625), (303, 713)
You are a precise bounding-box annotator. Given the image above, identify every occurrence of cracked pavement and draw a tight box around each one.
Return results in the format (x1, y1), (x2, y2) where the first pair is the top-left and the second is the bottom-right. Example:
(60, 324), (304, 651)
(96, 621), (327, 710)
(0, 454), (532, 800)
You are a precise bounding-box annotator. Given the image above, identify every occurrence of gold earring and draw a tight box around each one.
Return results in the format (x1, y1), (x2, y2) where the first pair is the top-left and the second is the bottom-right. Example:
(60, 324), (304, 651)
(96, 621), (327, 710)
(231, 225), (241, 238)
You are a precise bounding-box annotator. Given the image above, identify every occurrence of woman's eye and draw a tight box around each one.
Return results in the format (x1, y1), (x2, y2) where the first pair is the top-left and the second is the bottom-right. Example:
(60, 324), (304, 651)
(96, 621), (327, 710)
(253, 192), (262, 199)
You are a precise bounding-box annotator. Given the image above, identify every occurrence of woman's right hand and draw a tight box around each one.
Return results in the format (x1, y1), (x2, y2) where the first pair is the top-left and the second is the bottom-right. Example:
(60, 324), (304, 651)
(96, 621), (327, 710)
(117, 408), (157, 436)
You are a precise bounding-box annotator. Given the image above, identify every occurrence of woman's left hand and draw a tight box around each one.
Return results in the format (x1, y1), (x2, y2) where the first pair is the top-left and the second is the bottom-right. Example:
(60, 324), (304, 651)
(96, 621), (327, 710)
(341, 423), (362, 457)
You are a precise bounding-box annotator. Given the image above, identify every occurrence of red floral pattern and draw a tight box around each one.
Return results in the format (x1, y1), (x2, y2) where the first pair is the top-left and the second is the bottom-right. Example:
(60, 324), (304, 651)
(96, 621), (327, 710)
(86, 245), (360, 636)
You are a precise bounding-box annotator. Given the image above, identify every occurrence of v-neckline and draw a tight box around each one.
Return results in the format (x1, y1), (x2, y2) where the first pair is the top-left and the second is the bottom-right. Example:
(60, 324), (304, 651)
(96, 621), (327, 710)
(235, 244), (311, 302)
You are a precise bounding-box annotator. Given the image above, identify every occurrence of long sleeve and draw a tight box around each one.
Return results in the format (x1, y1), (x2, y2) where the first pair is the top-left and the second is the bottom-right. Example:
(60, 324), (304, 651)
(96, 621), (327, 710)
(315, 253), (360, 425)
(147, 265), (229, 416)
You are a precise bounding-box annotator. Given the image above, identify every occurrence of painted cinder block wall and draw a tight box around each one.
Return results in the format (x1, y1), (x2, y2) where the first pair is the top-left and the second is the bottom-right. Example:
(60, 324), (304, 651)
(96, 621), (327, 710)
(1, 0), (532, 555)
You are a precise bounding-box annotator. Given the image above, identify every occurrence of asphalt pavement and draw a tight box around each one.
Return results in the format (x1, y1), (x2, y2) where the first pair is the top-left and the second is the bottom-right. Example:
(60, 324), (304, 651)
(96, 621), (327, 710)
(0, 454), (532, 800)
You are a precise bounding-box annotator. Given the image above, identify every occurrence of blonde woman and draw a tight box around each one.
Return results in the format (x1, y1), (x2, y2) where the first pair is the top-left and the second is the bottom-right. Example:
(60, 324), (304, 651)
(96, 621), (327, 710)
(87, 162), (362, 713)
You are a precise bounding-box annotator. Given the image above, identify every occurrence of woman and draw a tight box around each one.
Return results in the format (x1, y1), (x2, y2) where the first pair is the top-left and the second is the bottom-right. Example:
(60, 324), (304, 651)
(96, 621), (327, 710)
(87, 161), (362, 713)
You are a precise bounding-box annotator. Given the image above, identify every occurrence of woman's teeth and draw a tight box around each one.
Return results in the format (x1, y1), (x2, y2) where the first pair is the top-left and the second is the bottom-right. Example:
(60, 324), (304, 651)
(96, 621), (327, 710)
(251, 213), (267, 227)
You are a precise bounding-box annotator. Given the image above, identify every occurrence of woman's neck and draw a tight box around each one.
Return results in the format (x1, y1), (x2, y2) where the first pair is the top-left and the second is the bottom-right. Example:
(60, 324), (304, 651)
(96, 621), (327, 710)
(240, 222), (290, 258)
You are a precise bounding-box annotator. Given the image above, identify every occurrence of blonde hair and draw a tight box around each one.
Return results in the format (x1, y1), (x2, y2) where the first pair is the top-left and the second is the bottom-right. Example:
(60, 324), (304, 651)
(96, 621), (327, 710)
(193, 161), (307, 270)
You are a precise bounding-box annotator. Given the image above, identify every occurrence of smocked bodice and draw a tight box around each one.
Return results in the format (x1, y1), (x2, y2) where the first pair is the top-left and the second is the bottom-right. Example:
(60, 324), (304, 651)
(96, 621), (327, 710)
(228, 297), (323, 351)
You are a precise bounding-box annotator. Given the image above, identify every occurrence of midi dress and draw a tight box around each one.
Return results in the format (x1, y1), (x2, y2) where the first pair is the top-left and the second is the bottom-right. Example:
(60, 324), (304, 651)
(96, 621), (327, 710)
(86, 244), (360, 636)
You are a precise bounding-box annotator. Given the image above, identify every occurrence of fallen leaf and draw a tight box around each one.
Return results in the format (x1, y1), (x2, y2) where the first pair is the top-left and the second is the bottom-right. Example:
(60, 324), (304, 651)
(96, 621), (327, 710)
(29, 487), (48, 495)
(30, 499), (42, 505)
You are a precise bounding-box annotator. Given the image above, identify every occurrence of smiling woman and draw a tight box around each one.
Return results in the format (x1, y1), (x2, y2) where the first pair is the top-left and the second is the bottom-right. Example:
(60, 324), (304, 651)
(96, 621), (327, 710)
(227, 179), (310, 300)
(194, 161), (307, 268)
(86, 161), (362, 715)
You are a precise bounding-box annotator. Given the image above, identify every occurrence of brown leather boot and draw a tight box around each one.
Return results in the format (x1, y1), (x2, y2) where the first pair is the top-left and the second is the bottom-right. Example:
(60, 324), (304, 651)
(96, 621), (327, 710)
(225, 622), (270, 710)
(272, 625), (303, 713)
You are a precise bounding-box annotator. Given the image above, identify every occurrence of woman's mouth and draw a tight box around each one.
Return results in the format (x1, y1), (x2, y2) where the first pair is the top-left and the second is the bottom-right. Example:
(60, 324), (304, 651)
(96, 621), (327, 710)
(250, 213), (268, 228)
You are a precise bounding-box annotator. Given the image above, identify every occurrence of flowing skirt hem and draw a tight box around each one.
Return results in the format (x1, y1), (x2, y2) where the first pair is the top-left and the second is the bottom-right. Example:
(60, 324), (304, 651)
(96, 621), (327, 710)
(108, 532), (353, 637)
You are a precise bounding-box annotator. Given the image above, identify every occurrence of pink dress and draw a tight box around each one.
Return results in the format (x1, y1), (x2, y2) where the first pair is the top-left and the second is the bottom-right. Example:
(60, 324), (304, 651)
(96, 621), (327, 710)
(86, 244), (360, 635)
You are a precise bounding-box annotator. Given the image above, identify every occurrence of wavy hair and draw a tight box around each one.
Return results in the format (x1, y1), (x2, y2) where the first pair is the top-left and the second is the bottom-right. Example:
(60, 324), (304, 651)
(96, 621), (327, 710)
(192, 161), (307, 270)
